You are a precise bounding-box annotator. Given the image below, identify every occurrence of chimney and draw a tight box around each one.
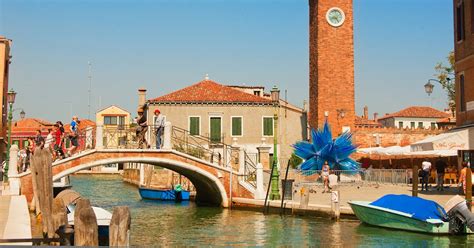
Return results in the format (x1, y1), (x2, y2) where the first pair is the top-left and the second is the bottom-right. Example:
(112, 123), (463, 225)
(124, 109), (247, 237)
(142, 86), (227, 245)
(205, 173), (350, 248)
(270, 86), (280, 102)
(374, 112), (378, 121)
(303, 100), (308, 112)
(363, 106), (368, 119)
(138, 88), (147, 108)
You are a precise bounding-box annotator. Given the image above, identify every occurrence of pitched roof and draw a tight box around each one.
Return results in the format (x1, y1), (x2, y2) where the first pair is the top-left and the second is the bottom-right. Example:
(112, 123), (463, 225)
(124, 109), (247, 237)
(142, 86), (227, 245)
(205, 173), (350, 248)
(149, 80), (272, 104)
(378, 106), (450, 120)
(12, 118), (54, 130)
(436, 116), (456, 123)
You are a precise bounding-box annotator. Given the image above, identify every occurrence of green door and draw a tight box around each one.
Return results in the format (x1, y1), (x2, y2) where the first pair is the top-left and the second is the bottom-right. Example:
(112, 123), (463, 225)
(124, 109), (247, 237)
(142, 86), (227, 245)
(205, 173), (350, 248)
(210, 117), (221, 143)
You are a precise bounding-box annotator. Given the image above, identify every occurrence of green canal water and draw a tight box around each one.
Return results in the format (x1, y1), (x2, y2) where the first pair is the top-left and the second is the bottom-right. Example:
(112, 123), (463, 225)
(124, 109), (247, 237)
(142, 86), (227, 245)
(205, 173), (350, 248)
(70, 174), (474, 247)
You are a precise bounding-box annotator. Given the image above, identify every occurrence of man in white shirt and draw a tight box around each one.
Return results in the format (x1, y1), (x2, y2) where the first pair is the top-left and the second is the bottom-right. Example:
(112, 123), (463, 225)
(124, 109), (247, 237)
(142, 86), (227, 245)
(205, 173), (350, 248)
(154, 109), (165, 149)
(421, 159), (432, 191)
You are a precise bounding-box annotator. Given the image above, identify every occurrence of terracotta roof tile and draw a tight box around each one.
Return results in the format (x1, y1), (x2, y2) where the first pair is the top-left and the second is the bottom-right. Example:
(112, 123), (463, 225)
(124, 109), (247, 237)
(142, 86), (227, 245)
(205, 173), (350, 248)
(378, 106), (449, 120)
(149, 80), (272, 104)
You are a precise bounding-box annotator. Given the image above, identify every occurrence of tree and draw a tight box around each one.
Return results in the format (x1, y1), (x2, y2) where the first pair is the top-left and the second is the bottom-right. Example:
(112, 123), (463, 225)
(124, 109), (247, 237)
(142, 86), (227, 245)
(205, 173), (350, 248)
(434, 51), (456, 112)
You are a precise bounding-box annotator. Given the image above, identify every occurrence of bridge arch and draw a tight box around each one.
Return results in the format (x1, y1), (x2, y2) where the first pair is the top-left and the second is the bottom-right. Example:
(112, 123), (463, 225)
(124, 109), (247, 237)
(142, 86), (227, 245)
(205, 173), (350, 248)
(53, 157), (229, 207)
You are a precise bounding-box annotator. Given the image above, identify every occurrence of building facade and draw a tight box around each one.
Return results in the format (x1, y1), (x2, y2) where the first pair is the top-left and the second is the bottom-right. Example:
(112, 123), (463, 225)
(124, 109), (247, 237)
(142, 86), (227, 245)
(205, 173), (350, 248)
(0, 36), (12, 160)
(11, 118), (53, 150)
(453, 0), (474, 165)
(377, 106), (450, 129)
(96, 105), (131, 149)
(143, 79), (307, 166)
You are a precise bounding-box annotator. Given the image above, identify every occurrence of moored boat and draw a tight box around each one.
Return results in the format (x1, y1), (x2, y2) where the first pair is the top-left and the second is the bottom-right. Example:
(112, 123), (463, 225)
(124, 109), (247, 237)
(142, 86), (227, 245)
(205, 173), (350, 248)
(349, 194), (474, 234)
(139, 187), (190, 201)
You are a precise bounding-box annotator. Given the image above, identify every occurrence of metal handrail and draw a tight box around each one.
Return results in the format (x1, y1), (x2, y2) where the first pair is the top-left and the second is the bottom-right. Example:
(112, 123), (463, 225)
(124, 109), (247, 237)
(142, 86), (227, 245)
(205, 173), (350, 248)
(243, 151), (258, 187)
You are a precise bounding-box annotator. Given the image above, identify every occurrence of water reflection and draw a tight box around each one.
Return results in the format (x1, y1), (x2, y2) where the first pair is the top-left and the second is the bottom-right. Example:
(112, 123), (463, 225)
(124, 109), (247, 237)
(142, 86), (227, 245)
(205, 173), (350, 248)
(70, 175), (474, 247)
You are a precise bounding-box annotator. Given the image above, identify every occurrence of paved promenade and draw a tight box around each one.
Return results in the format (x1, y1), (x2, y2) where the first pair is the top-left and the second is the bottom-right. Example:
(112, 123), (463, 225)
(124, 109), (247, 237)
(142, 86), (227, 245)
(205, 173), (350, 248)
(233, 183), (465, 216)
(0, 195), (32, 245)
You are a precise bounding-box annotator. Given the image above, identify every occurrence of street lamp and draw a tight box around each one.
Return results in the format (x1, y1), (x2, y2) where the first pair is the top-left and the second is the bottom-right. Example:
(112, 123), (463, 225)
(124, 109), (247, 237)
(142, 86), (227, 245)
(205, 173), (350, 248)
(270, 86), (281, 200)
(20, 109), (25, 119)
(424, 78), (452, 107)
(4, 89), (16, 181)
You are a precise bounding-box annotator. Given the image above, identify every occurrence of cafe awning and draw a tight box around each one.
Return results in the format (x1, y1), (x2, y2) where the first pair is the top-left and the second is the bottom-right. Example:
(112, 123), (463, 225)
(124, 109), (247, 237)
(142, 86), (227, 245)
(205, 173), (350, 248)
(410, 127), (473, 152)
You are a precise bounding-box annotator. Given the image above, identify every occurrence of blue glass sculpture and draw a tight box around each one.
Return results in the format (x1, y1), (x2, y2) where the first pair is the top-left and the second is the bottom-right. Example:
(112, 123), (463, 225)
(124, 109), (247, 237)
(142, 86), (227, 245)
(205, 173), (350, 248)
(293, 121), (359, 171)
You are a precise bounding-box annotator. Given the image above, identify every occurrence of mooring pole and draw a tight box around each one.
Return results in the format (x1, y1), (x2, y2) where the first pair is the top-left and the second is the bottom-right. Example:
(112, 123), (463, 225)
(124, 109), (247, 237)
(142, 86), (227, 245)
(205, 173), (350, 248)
(280, 160), (291, 215)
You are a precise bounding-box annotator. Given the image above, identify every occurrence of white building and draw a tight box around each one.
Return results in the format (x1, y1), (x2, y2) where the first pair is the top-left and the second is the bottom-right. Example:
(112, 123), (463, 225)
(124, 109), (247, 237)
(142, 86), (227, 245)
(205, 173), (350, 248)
(378, 106), (450, 129)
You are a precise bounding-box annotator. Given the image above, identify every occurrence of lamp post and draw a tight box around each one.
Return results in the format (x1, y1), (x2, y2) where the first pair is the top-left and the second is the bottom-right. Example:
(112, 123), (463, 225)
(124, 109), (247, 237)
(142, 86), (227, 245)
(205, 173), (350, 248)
(4, 89), (17, 181)
(270, 86), (281, 200)
(424, 78), (452, 107)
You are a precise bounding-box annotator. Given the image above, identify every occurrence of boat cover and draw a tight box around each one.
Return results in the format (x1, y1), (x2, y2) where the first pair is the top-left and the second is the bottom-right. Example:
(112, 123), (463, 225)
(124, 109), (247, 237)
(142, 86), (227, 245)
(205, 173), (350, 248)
(370, 194), (447, 221)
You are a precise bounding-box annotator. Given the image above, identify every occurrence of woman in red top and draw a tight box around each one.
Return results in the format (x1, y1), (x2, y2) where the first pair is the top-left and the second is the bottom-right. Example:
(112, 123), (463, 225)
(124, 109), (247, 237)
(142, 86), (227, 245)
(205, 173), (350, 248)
(53, 124), (65, 160)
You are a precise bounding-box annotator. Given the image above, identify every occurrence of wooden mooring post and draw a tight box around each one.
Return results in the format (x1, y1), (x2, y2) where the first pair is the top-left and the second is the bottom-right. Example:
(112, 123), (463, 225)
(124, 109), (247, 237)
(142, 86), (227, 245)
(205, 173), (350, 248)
(109, 206), (131, 246)
(412, 163), (418, 197)
(466, 167), (472, 211)
(31, 148), (54, 238)
(331, 190), (340, 221)
(74, 198), (98, 246)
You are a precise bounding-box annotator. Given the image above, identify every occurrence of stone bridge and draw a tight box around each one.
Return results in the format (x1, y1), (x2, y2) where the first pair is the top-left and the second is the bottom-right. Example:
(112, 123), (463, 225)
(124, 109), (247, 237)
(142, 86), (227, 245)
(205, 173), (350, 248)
(6, 122), (268, 207)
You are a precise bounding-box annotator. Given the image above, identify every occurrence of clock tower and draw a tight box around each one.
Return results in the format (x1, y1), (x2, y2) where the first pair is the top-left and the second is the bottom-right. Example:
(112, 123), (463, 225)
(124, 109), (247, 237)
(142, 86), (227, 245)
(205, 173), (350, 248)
(309, 0), (355, 135)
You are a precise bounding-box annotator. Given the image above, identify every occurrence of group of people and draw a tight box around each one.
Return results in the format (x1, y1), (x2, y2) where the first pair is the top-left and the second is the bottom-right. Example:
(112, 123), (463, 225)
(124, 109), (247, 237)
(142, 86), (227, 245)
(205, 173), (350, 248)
(419, 157), (471, 194)
(18, 116), (80, 172)
(136, 108), (165, 149)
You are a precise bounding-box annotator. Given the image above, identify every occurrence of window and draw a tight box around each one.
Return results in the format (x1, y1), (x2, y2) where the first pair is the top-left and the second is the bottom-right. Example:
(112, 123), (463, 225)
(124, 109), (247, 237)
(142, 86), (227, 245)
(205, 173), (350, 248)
(471, 0), (474, 33)
(210, 117), (222, 143)
(118, 116), (125, 128)
(12, 140), (19, 147)
(253, 90), (261, 96)
(431, 123), (436, 129)
(418, 122), (423, 129)
(398, 121), (403, 129)
(460, 74), (466, 112)
(263, 117), (274, 136)
(231, 117), (242, 136)
(22, 140), (29, 149)
(189, 117), (200, 136)
(457, 1), (465, 41)
(104, 116), (118, 125)
(410, 122), (415, 129)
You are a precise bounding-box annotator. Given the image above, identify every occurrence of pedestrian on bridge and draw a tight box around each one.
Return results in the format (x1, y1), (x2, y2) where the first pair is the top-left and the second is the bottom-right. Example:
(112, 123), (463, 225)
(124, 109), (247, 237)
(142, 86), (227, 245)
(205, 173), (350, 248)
(136, 108), (148, 149)
(154, 109), (165, 149)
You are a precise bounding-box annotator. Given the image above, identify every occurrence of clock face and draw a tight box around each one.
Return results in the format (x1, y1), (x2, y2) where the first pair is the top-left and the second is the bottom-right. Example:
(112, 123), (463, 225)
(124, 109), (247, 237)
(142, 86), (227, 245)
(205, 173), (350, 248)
(326, 7), (345, 27)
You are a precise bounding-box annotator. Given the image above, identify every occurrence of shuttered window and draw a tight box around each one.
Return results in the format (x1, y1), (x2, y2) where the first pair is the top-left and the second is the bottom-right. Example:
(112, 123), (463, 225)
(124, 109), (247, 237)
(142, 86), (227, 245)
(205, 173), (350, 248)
(231, 117), (242, 136)
(210, 117), (222, 143)
(263, 117), (273, 136)
(189, 117), (200, 136)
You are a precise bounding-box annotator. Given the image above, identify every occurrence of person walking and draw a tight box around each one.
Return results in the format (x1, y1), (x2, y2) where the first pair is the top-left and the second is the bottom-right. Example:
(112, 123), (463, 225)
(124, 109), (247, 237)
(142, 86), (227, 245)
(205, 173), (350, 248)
(154, 109), (165, 149)
(136, 109), (148, 149)
(67, 116), (79, 156)
(322, 162), (330, 193)
(35, 129), (45, 149)
(459, 162), (469, 195)
(421, 159), (432, 191)
(435, 157), (447, 191)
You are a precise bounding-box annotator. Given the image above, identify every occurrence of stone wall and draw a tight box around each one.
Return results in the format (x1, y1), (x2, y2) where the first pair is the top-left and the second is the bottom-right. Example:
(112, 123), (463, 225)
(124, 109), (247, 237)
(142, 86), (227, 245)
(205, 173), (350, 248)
(353, 126), (446, 148)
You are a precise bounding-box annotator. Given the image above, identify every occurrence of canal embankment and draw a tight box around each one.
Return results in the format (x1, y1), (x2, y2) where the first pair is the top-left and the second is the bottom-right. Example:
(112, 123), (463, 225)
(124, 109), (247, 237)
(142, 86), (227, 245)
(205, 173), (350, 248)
(0, 195), (32, 245)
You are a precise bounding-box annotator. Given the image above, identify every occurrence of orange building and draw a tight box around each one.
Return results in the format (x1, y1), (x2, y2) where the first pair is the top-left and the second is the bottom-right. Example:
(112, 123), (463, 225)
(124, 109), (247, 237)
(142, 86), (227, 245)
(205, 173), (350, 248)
(11, 118), (53, 149)
(0, 36), (12, 160)
(453, 0), (474, 165)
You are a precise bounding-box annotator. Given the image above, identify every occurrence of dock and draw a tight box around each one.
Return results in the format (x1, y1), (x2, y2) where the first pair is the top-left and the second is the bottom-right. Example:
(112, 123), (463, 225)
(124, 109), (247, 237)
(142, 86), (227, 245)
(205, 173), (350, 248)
(0, 195), (32, 245)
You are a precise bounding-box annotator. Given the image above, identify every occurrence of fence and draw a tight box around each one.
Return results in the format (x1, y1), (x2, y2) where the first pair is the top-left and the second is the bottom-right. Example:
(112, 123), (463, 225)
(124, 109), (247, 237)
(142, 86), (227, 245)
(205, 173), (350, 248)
(243, 152), (258, 187)
(290, 169), (410, 185)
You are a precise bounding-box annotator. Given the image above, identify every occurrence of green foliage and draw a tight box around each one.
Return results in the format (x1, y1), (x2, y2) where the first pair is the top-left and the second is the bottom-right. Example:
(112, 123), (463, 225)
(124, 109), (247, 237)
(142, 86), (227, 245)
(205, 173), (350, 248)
(289, 153), (303, 169)
(434, 51), (456, 110)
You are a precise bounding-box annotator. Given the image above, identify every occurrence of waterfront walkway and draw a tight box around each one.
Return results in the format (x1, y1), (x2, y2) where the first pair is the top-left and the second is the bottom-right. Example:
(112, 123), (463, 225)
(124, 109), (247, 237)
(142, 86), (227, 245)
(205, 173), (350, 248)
(233, 183), (465, 216)
(0, 195), (31, 245)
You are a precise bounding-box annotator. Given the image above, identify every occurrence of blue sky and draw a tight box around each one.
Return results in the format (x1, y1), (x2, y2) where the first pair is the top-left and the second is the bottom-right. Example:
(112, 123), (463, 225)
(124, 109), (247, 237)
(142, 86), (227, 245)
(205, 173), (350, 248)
(0, 0), (453, 122)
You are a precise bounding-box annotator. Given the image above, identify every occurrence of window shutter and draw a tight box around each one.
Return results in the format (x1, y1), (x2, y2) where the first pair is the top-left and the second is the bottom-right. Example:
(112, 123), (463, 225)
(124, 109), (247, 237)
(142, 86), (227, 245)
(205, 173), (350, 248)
(264, 117), (273, 136)
(232, 117), (242, 136)
(190, 117), (199, 135)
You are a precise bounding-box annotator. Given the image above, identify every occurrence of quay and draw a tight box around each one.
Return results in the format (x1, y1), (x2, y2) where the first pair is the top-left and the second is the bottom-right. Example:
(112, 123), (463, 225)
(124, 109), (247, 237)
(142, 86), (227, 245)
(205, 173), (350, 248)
(0, 195), (32, 245)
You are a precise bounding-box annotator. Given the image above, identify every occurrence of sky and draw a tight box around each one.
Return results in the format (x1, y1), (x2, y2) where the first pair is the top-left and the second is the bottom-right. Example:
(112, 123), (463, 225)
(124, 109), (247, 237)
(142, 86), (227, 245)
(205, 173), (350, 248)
(0, 0), (454, 122)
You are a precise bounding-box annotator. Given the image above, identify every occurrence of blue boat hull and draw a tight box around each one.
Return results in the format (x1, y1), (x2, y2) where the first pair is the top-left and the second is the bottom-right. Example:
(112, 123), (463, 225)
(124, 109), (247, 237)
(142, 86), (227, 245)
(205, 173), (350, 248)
(139, 187), (190, 201)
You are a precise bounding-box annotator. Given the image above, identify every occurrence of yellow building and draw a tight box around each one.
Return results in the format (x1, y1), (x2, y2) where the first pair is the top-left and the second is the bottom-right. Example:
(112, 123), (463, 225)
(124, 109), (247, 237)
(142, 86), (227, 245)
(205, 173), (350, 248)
(96, 105), (131, 149)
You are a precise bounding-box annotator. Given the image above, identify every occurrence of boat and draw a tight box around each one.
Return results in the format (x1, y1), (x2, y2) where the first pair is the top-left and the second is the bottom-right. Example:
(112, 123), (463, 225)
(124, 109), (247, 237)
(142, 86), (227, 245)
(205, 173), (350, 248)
(67, 204), (112, 246)
(349, 194), (474, 234)
(138, 186), (190, 201)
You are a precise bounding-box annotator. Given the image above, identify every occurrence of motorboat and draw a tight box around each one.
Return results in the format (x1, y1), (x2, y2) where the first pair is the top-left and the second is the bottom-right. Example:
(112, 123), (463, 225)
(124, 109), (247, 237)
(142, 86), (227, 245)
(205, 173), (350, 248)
(139, 185), (190, 201)
(349, 194), (474, 234)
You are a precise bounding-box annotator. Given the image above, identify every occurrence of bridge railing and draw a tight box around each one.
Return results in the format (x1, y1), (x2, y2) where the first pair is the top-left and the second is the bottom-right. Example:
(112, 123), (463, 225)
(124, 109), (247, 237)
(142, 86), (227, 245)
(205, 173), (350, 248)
(170, 126), (238, 168)
(99, 125), (139, 149)
(243, 152), (258, 187)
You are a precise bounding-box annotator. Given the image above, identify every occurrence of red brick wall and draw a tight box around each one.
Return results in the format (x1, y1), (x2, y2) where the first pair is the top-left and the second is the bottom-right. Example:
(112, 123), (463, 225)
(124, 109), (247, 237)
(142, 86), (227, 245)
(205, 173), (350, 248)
(309, 0), (355, 135)
(353, 127), (446, 148)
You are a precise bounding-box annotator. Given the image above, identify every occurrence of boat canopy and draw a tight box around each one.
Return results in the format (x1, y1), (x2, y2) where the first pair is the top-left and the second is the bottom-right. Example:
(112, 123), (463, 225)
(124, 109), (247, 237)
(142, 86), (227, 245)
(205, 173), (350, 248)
(370, 194), (446, 221)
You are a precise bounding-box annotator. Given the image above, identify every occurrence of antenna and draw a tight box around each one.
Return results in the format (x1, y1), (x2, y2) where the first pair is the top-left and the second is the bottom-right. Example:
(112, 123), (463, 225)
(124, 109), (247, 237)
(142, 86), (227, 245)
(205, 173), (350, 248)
(88, 61), (92, 120)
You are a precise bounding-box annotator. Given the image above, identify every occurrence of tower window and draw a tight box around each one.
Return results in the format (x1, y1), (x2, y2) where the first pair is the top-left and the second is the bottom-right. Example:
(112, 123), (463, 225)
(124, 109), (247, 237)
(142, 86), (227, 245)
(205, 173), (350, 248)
(457, 1), (465, 41)
(253, 90), (261, 96)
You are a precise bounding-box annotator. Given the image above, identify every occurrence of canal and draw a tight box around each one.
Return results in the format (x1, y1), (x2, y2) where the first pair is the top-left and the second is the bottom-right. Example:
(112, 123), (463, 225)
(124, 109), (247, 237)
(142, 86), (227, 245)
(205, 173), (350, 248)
(71, 174), (474, 246)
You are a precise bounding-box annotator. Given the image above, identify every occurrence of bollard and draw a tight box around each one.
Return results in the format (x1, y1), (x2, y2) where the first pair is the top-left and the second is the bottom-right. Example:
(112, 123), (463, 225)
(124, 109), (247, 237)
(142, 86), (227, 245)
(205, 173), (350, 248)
(412, 164), (418, 197)
(300, 186), (309, 210)
(466, 168), (472, 211)
(109, 206), (131, 246)
(331, 190), (340, 221)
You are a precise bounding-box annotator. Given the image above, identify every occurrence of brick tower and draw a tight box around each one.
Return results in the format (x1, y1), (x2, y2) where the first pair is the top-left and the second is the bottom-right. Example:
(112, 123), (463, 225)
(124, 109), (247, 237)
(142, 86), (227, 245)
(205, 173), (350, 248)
(309, 0), (355, 135)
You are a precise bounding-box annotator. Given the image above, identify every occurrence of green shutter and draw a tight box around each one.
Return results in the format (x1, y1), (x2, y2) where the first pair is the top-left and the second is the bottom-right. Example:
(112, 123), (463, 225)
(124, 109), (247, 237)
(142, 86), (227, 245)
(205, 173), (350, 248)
(264, 117), (273, 136)
(210, 117), (221, 143)
(190, 117), (200, 135)
(232, 117), (242, 136)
